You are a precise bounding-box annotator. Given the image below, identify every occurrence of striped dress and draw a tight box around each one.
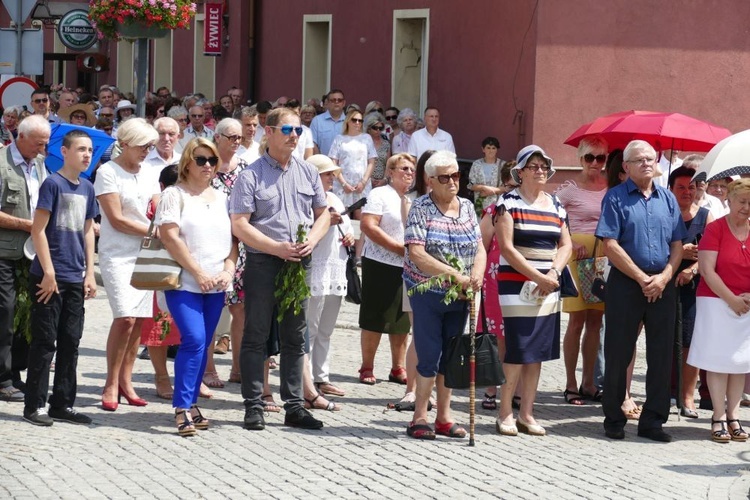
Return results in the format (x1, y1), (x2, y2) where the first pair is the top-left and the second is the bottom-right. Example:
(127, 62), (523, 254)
(497, 190), (566, 364)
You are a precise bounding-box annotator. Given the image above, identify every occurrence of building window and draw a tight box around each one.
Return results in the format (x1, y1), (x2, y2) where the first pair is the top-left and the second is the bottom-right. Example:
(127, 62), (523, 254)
(392, 9), (429, 114)
(302, 14), (332, 103)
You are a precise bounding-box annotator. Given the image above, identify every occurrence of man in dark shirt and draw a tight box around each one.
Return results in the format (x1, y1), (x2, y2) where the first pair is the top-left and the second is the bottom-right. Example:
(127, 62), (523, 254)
(595, 140), (686, 442)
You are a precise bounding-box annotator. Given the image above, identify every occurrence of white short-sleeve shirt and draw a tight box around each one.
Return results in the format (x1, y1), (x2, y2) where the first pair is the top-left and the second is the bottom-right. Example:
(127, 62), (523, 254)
(361, 184), (405, 267)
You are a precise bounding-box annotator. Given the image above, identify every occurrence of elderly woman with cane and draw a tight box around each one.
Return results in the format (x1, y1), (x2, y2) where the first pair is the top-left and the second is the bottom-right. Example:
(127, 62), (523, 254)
(403, 150), (486, 440)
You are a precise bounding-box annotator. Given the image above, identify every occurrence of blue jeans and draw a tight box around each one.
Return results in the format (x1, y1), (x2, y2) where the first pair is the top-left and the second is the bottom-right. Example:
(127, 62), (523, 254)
(165, 290), (224, 409)
(410, 291), (468, 378)
(24, 274), (85, 412)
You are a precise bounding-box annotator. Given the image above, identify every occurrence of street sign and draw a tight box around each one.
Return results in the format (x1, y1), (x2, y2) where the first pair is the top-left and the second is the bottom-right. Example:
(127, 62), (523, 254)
(0, 28), (43, 75)
(57, 9), (97, 51)
(1, 0), (36, 24)
(0, 76), (38, 109)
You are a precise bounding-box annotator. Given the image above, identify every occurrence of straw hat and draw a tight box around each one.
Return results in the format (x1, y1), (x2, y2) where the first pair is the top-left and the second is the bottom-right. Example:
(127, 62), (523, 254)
(58, 104), (96, 127)
(307, 154), (341, 175)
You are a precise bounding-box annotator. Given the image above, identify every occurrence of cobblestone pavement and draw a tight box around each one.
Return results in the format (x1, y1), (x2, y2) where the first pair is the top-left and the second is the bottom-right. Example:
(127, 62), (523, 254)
(2, 284), (750, 499)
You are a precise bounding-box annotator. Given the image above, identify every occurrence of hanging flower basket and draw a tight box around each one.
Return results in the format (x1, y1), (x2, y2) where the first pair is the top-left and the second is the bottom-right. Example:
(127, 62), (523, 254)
(88, 0), (198, 41)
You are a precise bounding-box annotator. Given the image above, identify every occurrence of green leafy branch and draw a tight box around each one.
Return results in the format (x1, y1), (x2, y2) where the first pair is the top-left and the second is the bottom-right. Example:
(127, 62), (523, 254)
(155, 311), (172, 341)
(14, 259), (32, 343)
(407, 254), (474, 305)
(274, 224), (311, 322)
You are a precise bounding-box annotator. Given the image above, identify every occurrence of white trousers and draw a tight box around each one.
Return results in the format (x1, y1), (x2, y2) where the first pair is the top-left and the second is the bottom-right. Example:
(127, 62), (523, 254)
(308, 294), (343, 383)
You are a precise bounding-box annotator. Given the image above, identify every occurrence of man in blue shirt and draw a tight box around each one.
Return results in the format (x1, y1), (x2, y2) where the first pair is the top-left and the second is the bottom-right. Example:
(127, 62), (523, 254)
(595, 140), (686, 442)
(310, 89), (346, 155)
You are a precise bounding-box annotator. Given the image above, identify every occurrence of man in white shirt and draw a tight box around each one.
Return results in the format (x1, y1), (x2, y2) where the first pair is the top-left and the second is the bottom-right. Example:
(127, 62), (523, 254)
(236, 107), (261, 164)
(144, 118), (181, 175)
(407, 107), (455, 159)
(654, 149), (682, 189)
(178, 105), (214, 150)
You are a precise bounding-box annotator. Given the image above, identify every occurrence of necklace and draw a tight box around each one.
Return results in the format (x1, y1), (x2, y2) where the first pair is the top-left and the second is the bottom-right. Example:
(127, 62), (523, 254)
(728, 219), (750, 249)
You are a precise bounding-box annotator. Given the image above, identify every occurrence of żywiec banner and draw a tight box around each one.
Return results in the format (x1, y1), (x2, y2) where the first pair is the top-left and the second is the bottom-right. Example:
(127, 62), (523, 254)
(203, 3), (223, 56)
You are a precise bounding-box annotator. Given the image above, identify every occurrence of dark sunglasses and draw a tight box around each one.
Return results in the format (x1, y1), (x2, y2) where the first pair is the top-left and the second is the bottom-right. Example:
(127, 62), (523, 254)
(328, 97), (344, 103)
(271, 124), (304, 136)
(583, 153), (607, 164)
(194, 155), (219, 167)
(351, 118), (364, 124)
(432, 172), (460, 184)
(33, 98), (49, 104)
(385, 115), (398, 120)
(371, 125), (384, 131)
(221, 133), (241, 142)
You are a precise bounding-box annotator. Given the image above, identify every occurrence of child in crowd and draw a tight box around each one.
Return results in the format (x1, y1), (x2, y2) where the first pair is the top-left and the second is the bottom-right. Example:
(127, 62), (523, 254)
(23, 129), (99, 426)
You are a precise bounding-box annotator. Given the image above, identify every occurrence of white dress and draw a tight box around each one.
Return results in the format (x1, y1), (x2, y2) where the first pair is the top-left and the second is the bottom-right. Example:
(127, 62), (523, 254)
(94, 161), (160, 318)
(361, 184), (405, 268)
(328, 134), (377, 207)
(309, 192), (352, 297)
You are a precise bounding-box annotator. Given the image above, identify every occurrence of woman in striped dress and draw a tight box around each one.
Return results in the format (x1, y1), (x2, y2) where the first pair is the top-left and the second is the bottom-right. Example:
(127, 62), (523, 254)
(494, 145), (572, 437)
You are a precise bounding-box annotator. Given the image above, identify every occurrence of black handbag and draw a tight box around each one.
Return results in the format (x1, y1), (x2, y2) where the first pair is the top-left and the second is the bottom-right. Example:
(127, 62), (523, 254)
(559, 265), (579, 298)
(337, 226), (362, 304)
(444, 295), (505, 389)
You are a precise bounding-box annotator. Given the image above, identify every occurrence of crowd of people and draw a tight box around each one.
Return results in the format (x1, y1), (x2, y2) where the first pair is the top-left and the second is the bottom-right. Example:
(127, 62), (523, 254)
(1, 83), (749, 444)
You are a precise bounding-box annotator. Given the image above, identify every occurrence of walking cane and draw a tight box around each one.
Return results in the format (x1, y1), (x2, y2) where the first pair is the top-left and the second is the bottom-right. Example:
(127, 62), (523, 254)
(674, 293), (683, 419)
(468, 292), (477, 446)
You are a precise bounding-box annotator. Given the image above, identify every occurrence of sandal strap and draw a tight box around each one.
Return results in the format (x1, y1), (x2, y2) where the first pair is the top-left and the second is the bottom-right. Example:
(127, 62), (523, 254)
(175, 410), (194, 431)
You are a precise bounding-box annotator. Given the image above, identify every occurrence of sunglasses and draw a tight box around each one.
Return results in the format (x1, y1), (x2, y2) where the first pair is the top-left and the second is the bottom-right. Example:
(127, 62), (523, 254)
(33, 98), (49, 104)
(392, 166), (415, 173)
(583, 153), (607, 164)
(194, 155), (219, 167)
(221, 133), (242, 142)
(270, 124), (304, 136)
(328, 97), (344, 103)
(176, 117), (188, 123)
(432, 172), (461, 184)
(385, 115), (398, 120)
(71, 113), (87, 120)
(371, 125), (384, 131)
(351, 118), (364, 124)
(523, 164), (550, 173)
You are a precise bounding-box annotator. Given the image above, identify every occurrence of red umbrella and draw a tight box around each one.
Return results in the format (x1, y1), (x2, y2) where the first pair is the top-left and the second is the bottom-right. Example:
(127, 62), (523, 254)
(564, 110), (732, 152)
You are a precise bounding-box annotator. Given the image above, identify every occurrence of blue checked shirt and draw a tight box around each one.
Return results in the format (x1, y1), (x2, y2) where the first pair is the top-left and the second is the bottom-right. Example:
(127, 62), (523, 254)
(229, 152), (327, 253)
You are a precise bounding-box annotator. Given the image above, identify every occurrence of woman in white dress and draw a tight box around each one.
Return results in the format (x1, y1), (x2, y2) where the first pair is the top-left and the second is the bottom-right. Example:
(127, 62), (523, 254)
(329, 109), (377, 208)
(94, 118), (160, 411)
(688, 178), (750, 443)
(329, 109), (377, 259)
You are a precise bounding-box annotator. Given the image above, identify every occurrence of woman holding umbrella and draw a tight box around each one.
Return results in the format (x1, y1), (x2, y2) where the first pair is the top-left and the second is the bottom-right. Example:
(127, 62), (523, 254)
(403, 150), (486, 440)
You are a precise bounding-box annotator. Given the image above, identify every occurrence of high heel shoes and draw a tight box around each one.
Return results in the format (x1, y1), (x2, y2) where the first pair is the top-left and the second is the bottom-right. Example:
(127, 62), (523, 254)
(101, 397), (118, 412)
(118, 386), (148, 407)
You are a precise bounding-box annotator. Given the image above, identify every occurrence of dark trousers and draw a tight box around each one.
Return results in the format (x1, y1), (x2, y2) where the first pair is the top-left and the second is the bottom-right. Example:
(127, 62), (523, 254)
(0, 258), (17, 388)
(602, 267), (676, 432)
(240, 253), (306, 411)
(24, 274), (85, 412)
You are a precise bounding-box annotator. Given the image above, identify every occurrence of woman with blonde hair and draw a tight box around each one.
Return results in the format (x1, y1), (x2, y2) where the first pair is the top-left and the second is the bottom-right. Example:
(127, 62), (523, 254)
(688, 178), (750, 442)
(94, 118), (160, 411)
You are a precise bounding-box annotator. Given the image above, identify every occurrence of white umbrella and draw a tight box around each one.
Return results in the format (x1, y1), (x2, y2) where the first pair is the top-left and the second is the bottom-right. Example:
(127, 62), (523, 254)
(693, 129), (750, 183)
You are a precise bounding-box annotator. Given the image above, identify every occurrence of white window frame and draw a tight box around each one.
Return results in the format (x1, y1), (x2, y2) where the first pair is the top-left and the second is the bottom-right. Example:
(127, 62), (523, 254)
(301, 14), (332, 102)
(391, 9), (430, 113)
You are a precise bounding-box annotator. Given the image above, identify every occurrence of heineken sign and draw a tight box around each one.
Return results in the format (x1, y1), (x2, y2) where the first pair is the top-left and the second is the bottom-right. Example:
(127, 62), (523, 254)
(57, 10), (97, 51)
